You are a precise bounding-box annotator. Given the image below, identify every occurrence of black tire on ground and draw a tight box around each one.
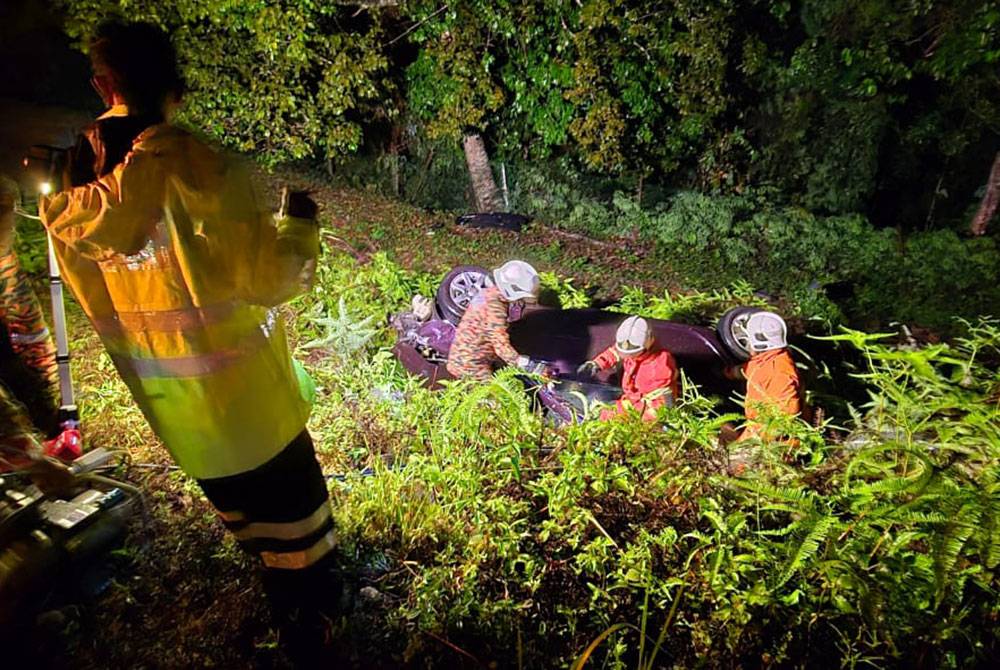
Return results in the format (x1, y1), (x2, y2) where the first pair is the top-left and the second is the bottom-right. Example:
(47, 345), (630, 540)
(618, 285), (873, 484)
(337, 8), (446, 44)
(716, 306), (764, 362)
(435, 265), (491, 325)
(455, 212), (530, 232)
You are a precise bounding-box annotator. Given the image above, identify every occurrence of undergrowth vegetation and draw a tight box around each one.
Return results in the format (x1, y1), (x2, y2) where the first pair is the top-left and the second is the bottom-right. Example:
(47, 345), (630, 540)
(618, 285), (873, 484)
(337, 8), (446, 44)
(513, 181), (1000, 333)
(289, 251), (1000, 668)
(15, 197), (1000, 666)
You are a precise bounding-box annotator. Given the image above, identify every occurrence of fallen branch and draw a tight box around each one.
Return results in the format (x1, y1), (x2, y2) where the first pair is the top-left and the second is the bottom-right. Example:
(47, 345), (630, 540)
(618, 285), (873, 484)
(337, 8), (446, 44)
(536, 222), (633, 253)
(322, 230), (376, 263)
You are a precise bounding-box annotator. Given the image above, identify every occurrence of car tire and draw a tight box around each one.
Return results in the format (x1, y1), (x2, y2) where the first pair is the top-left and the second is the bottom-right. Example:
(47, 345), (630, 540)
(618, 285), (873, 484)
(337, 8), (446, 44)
(717, 306), (763, 361)
(455, 212), (530, 232)
(435, 265), (492, 325)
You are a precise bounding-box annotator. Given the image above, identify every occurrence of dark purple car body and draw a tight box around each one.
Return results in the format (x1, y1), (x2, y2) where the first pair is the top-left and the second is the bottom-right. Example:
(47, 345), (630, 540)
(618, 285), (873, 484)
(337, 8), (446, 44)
(391, 266), (745, 422)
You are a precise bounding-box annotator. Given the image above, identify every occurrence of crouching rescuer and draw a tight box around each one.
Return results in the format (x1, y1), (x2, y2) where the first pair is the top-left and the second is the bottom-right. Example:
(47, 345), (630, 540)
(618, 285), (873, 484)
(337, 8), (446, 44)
(447, 260), (544, 381)
(38, 20), (337, 626)
(577, 316), (679, 421)
(734, 311), (802, 442)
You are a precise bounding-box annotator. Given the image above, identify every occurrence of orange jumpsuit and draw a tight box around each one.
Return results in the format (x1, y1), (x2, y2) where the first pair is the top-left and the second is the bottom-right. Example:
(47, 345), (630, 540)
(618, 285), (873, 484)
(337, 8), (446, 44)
(593, 345), (678, 421)
(738, 348), (801, 441)
(1, 186), (60, 445)
(446, 286), (521, 381)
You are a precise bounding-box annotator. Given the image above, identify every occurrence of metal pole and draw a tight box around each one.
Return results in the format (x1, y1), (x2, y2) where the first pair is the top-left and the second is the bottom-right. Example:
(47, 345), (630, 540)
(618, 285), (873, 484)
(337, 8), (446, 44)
(46, 225), (77, 421)
(500, 162), (510, 212)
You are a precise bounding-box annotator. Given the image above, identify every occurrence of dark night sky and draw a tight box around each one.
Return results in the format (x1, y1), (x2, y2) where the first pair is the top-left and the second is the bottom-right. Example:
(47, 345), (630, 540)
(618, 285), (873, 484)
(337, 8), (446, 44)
(0, 0), (98, 186)
(0, 0), (95, 109)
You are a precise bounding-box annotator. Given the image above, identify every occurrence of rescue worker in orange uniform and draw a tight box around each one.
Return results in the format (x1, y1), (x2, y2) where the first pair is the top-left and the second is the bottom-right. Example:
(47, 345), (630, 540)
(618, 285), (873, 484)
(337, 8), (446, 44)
(577, 316), (679, 421)
(37, 22), (336, 657)
(447, 260), (543, 381)
(735, 311), (801, 441)
(1, 178), (62, 467)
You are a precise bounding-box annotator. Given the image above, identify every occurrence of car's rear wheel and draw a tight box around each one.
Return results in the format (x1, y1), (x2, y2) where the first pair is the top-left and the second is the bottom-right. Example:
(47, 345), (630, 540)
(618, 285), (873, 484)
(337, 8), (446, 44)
(435, 265), (491, 325)
(717, 306), (763, 361)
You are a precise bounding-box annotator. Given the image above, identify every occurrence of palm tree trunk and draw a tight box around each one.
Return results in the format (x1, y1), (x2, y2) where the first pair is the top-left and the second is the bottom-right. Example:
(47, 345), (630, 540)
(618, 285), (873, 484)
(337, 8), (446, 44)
(971, 151), (1000, 236)
(462, 133), (502, 212)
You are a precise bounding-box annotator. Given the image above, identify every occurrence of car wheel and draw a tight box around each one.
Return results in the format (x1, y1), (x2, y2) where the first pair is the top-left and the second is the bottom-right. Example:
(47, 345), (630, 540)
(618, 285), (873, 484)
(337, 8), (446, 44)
(717, 306), (763, 361)
(435, 265), (491, 325)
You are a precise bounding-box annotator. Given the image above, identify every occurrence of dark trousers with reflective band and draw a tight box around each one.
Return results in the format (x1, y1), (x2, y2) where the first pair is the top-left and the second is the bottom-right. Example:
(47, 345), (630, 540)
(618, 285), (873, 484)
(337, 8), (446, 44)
(197, 430), (336, 610)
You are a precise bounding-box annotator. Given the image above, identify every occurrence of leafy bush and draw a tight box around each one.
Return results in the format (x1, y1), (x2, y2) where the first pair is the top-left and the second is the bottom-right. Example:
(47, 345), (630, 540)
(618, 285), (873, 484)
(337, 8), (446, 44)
(611, 281), (767, 325)
(59, 0), (1000, 229)
(59, 1), (396, 165)
(855, 230), (1000, 329)
(512, 175), (1000, 331)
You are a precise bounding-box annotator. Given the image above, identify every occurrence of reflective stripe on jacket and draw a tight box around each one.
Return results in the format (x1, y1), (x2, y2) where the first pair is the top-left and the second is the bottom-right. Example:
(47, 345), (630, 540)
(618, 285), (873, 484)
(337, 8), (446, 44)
(738, 348), (801, 441)
(446, 286), (520, 381)
(41, 117), (318, 479)
(594, 345), (678, 421)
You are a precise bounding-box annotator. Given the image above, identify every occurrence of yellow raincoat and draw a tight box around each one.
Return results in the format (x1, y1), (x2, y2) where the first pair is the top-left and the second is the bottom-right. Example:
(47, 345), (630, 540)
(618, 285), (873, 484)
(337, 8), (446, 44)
(41, 114), (318, 479)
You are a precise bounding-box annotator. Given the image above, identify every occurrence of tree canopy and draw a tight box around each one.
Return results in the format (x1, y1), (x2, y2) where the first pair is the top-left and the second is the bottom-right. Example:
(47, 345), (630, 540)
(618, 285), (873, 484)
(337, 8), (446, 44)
(58, 0), (999, 228)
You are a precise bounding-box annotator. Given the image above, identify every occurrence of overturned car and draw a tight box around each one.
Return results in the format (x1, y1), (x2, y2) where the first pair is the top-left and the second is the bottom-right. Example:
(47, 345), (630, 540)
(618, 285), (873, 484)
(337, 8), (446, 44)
(391, 265), (763, 422)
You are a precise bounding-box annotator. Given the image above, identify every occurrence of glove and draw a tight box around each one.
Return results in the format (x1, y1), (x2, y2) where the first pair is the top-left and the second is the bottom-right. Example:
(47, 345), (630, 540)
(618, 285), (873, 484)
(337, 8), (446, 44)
(517, 356), (553, 377)
(576, 360), (599, 376)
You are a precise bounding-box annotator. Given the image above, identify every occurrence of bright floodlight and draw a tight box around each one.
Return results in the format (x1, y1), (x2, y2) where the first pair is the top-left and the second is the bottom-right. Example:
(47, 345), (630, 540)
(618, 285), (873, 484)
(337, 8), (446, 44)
(39, 181), (53, 196)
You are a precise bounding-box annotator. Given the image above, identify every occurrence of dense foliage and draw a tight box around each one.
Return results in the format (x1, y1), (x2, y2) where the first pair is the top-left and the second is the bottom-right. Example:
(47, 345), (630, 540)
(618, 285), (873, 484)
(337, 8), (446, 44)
(58, 1), (999, 228)
(293, 251), (1000, 668)
(516, 182), (1000, 331)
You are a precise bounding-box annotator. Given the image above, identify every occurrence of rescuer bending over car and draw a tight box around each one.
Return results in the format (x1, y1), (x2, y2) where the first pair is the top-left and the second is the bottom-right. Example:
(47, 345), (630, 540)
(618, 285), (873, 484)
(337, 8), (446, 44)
(446, 260), (549, 381)
(577, 316), (680, 422)
(37, 21), (336, 660)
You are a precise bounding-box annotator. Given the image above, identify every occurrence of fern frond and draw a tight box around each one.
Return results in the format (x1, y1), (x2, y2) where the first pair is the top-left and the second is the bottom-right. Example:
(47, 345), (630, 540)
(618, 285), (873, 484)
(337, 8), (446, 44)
(775, 514), (838, 589)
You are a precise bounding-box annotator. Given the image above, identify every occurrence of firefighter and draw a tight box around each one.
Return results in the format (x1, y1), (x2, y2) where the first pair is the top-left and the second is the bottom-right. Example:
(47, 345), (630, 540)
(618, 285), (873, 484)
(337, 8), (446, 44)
(1, 178), (61, 451)
(446, 260), (544, 381)
(577, 316), (679, 421)
(37, 21), (336, 644)
(734, 311), (801, 442)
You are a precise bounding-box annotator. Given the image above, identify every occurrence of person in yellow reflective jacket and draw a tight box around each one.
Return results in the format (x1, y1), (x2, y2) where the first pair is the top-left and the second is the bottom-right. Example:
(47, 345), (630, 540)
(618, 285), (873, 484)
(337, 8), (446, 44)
(38, 22), (338, 650)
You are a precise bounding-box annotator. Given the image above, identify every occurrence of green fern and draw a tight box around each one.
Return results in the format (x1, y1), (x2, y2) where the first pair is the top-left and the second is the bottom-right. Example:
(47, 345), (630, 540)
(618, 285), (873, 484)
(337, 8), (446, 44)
(775, 514), (839, 588)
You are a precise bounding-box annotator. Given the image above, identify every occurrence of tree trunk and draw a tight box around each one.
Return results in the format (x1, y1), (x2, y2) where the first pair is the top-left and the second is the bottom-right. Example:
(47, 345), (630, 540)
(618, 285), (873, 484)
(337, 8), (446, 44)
(462, 133), (502, 212)
(971, 151), (1000, 236)
(388, 125), (402, 198)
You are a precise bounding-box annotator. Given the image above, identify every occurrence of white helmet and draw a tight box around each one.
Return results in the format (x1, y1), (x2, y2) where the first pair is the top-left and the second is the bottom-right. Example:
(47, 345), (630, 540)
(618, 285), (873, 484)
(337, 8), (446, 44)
(745, 312), (787, 352)
(493, 260), (540, 302)
(615, 316), (652, 355)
